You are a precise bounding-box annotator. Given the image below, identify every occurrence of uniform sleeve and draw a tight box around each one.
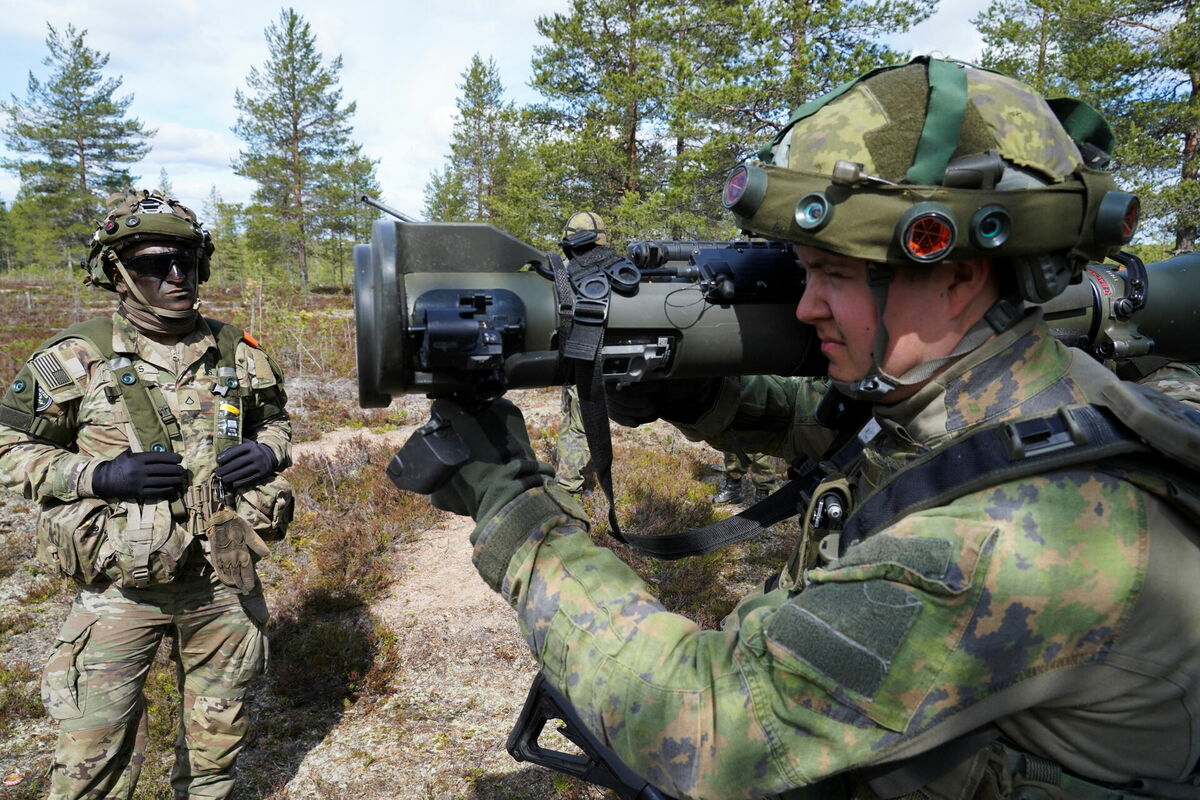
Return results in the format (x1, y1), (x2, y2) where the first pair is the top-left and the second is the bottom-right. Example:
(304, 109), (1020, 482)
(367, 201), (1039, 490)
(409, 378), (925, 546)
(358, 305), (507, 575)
(239, 342), (292, 470)
(669, 375), (834, 463)
(1136, 361), (1200, 411)
(0, 340), (104, 502)
(477, 467), (1148, 799)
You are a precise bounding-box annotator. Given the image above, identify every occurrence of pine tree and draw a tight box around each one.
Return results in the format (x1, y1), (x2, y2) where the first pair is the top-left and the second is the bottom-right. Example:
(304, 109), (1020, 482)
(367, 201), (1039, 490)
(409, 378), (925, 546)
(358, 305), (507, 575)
(526, 0), (935, 241)
(232, 8), (360, 288)
(202, 186), (248, 282)
(314, 147), (381, 286)
(0, 199), (14, 272)
(423, 55), (521, 226)
(975, 0), (1198, 251)
(1, 23), (154, 262)
(157, 167), (174, 197)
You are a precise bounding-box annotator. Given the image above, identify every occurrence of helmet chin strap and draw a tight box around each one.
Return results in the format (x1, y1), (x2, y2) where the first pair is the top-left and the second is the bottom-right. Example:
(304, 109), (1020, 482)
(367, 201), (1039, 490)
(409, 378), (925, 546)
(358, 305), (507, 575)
(106, 250), (200, 336)
(836, 263), (1023, 402)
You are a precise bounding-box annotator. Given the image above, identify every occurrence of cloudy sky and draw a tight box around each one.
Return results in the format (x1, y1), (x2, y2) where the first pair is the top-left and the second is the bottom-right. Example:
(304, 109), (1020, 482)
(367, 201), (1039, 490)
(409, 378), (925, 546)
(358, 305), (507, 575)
(0, 0), (990, 219)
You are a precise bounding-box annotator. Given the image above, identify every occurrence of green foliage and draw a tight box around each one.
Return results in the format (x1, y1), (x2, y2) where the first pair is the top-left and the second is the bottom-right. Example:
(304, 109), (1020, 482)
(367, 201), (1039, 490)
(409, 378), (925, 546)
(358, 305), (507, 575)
(1, 23), (154, 267)
(975, 0), (1199, 251)
(232, 8), (377, 289)
(0, 199), (14, 272)
(427, 0), (932, 247)
(423, 55), (525, 230)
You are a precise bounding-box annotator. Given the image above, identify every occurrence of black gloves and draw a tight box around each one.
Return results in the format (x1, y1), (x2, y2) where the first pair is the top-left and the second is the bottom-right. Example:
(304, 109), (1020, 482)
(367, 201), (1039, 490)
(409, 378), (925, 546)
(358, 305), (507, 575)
(215, 441), (278, 490)
(605, 378), (720, 428)
(92, 450), (186, 502)
(425, 398), (553, 521)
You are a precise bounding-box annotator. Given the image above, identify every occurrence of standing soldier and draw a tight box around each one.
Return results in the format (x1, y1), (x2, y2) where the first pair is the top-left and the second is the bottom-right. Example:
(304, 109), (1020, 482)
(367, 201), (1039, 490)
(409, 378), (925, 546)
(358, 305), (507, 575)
(414, 60), (1200, 798)
(0, 191), (292, 800)
(554, 211), (607, 496)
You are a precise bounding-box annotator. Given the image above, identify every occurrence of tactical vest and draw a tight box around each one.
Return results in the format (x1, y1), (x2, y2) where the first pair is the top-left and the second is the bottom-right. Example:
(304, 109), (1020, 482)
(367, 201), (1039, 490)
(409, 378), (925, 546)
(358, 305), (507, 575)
(0, 315), (286, 588)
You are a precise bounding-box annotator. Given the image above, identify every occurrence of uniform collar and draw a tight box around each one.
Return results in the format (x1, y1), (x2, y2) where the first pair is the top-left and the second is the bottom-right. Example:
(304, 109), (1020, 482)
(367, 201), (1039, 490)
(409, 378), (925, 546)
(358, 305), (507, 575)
(110, 311), (219, 372)
(871, 309), (1073, 449)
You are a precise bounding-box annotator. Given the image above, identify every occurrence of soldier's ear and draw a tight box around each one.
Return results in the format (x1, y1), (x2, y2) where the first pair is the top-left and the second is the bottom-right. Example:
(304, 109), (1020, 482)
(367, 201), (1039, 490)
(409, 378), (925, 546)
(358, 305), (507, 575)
(944, 258), (995, 319)
(106, 265), (127, 293)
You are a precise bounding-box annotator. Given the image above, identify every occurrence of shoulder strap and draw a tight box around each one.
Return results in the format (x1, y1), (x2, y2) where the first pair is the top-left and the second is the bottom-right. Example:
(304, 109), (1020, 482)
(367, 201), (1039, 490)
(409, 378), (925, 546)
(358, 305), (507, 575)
(204, 317), (244, 372)
(43, 316), (120, 359)
(839, 404), (1152, 553)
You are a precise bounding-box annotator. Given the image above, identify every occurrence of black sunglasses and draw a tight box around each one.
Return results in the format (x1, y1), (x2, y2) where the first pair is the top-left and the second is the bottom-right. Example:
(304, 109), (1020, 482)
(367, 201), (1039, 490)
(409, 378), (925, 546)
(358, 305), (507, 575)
(123, 250), (199, 279)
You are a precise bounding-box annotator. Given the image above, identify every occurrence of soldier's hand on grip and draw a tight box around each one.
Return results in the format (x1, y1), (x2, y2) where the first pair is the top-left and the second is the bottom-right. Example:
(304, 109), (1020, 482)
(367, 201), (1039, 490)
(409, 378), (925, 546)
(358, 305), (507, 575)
(425, 398), (553, 521)
(215, 441), (278, 490)
(606, 378), (719, 428)
(92, 450), (186, 502)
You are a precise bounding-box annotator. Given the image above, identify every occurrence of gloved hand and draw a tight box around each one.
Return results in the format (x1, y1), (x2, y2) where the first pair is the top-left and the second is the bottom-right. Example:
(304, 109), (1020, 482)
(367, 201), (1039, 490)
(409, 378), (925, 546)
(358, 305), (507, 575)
(92, 450), (186, 502)
(215, 441), (278, 490)
(425, 397), (553, 521)
(605, 378), (719, 428)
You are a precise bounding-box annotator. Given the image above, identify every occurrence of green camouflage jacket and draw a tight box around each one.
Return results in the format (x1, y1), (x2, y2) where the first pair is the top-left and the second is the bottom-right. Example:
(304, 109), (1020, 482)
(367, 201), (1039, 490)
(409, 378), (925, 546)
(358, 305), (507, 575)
(474, 313), (1200, 799)
(0, 312), (292, 583)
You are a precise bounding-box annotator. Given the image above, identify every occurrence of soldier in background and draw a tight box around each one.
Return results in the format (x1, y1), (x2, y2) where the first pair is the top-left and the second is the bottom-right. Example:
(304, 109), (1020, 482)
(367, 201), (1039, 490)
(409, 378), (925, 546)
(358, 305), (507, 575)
(554, 211), (608, 496)
(0, 191), (292, 800)
(714, 449), (775, 504)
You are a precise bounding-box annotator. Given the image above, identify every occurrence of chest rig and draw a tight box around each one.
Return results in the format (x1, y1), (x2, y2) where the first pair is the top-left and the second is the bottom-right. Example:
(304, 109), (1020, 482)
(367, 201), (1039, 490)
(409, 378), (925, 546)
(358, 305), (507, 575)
(52, 316), (250, 475)
(1, 316), (261, 587)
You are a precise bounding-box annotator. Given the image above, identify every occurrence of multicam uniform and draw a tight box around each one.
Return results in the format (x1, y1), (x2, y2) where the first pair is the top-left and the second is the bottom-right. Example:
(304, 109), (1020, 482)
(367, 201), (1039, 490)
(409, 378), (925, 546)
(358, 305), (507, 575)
(470, 315), (1200, 799)
(0, 310), (291, 800)
(721, 450), (775, 492)
(555, 385), (589, 494)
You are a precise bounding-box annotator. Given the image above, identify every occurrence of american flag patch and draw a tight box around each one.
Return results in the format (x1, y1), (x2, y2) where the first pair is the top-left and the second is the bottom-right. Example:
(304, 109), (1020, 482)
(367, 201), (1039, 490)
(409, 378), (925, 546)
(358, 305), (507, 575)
(31, 353), (71, 390)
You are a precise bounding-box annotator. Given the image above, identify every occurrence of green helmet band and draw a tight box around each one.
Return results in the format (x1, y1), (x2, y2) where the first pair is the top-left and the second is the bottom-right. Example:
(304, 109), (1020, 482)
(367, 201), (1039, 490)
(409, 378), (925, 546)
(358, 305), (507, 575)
(727, 57), (1139, 281)
(728, 162), (1131, 266)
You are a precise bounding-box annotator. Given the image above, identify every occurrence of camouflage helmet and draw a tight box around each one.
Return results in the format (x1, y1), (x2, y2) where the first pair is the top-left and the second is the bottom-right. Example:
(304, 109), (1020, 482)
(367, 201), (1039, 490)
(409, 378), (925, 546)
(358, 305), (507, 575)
(722, 57), (1140, 303)
(84, 190), (215, 291)
(563, 211), (609, 247)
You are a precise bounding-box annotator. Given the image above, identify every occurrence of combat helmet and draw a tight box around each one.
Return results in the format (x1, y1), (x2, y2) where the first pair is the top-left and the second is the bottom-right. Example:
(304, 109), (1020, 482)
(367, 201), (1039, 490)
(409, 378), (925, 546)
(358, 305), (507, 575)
(84, 190), (215, 292)
(562, 211), (609, 247)
(721, 57), (1140, 398)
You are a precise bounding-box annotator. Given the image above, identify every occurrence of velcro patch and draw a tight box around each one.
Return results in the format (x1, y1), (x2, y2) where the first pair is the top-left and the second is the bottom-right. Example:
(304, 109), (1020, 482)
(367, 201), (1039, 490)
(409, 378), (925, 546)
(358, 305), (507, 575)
(836, 535), (953, 582)
(32, 353), (70, 391)
(767, 580), (920, 699)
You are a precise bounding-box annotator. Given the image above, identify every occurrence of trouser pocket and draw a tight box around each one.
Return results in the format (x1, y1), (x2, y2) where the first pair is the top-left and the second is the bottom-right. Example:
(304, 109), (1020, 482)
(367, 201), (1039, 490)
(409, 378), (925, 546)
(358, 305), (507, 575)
(41, 612), (100, 720)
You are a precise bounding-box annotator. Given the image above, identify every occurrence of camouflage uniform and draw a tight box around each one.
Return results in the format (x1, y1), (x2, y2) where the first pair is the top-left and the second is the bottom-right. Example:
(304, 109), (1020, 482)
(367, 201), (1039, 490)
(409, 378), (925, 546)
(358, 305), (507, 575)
(555, 385), (589, 494)
(0, 311), (291, 800)
(721, 450), (774, 491)
(470, 313), (1200, 798)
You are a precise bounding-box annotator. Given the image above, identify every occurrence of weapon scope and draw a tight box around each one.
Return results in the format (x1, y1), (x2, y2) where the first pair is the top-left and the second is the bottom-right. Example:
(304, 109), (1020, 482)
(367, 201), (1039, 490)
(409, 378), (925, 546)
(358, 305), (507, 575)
(353, 219), (1200, 407)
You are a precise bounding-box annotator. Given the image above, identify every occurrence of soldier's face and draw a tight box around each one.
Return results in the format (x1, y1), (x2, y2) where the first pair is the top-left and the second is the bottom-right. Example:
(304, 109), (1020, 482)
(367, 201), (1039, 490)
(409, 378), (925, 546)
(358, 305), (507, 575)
(793, 246), (988, 396)
(116, 241), (200, 311)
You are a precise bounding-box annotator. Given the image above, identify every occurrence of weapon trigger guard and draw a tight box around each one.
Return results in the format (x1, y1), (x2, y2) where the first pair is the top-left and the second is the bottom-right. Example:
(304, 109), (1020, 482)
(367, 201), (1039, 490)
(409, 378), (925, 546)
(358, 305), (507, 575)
(386, 413), (470, 493)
